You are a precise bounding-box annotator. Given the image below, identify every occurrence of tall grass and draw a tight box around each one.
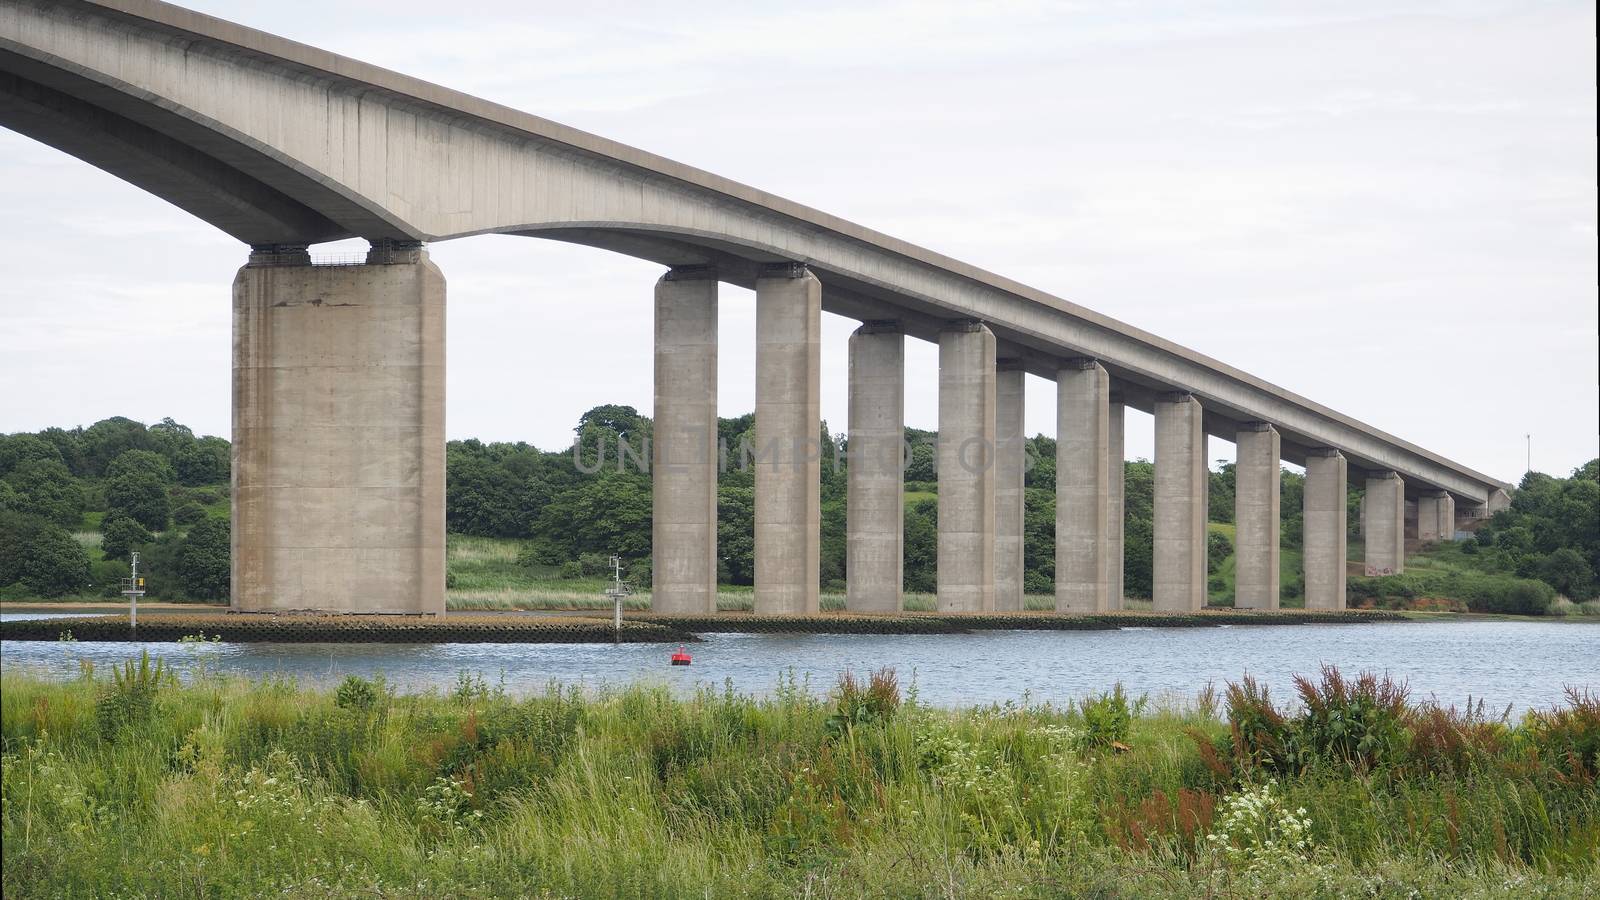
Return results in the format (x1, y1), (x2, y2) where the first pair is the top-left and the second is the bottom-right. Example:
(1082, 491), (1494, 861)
(3, 665), (1594, 897)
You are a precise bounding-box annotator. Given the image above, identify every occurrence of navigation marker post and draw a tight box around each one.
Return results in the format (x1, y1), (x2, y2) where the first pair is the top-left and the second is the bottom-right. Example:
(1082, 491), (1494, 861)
(605, 555), (633, 640)
(122, 551), (146, 633)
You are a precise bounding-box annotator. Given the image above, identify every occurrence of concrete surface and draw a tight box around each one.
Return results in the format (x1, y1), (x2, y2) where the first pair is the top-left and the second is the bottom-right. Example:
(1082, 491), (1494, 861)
(1303, 449), (1348, 609)
(232, 247), (444, 614)
(1234, 423), (1281, 609)
(1055, 360), (1111, 613)
(651, 267), (719, 613)
(754, 265), (822, 614)
(846, 324), (905, 612)
(1153, 393), (1207, 612)
(1364, 471), (1407, 576)
(994, 362), (1027, 611)
(937, 322), (996, 612)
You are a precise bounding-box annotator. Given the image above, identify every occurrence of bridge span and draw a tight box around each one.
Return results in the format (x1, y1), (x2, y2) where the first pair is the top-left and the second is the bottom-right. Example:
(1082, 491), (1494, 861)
(1, 0), (1513, 614)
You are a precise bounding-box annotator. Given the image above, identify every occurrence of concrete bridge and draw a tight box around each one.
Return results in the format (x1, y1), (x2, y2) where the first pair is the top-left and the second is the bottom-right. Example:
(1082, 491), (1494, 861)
(2, 0), (1513, 614)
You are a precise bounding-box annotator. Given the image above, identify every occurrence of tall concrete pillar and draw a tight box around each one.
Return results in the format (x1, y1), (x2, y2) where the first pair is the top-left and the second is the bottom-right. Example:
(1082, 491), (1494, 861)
(1107, 398), (1125, 609)
(754, 264), (822, 614)
(1417, 493), (1440, 542)
(995, 362), (1027, 611)
(1363, 471), (1406, 576)
(1153, 392), (1207, 611)
(846, 324), (904, 612)
(232, 243), (445, 614)
(652, 266), (718, 614)
(1303, 449), (1348, 609)
(1055, 360), (1111, 612)
(1234, 423), (1281, 609)
(1417, 491), (1455, 544)
(937, 321), (997, 612)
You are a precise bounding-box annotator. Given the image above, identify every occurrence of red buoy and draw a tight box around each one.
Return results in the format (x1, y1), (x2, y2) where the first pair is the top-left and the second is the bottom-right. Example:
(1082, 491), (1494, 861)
(670, 645), (692, 666)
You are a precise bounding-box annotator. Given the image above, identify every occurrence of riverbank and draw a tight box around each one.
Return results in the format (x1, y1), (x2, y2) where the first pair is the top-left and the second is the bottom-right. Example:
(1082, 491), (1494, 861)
(0, 608), (1408, 642)
(2, 665), (1594, 898)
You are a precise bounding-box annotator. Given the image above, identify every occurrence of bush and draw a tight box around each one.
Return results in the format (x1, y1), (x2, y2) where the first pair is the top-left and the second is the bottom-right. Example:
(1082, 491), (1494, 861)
(177, 518), (230, 600)
(1207, 531), (1233, 572)
(105, 470), (170, 531)
(1079, 685), (1133, 751)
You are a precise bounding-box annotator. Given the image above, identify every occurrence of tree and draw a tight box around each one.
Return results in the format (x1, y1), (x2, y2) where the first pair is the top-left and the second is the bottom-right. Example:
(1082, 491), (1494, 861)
(0, 511), (90, 597)
(107, 449), (175, 483)
(100, 511), (154, 561)
(175, 437), (230, 486)
(903, 498), (938, 594)
(1538, 548), (1596, 600)
(80, 417), (156, 477)
(2, 458), (85, 528)
(106, 470), (170, 531)
(1208, 462), (1235, 524)
(717, 486), (755, 585)
(0, 433), (63, 477)
(178, 517), (231, 600)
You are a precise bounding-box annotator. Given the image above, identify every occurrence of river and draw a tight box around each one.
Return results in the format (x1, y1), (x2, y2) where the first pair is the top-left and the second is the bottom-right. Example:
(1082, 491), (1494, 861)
(3, 616), (1594, 712)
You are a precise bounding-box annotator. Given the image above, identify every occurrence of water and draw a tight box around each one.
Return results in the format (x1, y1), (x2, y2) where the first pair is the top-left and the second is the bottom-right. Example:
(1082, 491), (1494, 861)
(4, 617), (1595, 711)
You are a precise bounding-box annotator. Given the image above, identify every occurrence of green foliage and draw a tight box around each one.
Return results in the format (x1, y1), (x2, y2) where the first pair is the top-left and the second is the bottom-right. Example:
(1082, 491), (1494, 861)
(105, 470), (170, 531)
(171, 500), (207, 526)
(1348, 568), (1555, 615)
(105, 449), (174, 484)
(1078, 684), (1133, 751)
(1, 457), (85, 527)
(176, 518), (231, 601)
(3, 666), (1594, 897)
(94, 651), (171, 739)
(1207, 530), (1233, 572)
(99, 510), (152, 561)
(174, 436), (230, 486)
(334, 675), (380, 711)
(0, 510), (91, 597)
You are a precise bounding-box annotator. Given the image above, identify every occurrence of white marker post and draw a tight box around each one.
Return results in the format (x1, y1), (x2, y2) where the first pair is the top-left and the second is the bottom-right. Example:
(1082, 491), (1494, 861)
(122, 551), (146, 632)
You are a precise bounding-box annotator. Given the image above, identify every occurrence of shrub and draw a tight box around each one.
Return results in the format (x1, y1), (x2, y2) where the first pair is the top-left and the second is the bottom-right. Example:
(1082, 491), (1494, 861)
(94, 651), (171, 739)
(1293, 665), (1410, 772)
(99, 510), (153, 561)
(825, 668), (900, 737)
(1078, 685), (1132, 751)
(0, 510), (91, 597)
(334, 674), (380, 711)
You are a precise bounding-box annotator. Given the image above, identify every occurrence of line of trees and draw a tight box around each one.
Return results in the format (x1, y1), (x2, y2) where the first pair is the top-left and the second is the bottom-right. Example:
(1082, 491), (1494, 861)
(0, 417), (231, 600)
(5, 409), (1595, 604)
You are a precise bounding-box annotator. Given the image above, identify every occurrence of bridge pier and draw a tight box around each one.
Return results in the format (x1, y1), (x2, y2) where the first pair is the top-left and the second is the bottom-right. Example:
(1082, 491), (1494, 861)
(1107, 398), (1125, 609)
(1234, 422), (1281, 609)
(1153, 392), (1207, 611)
(1417, 491), (1455, 543)
(846, 324), (905, 612)
(937, 322), (997, 612)
(995, 362), (1027, 611)
(232, 243), (445, 614)
(754, 264), (822, 614)
(1055, 360), (1112, 612)
(1364, 471), (1406, 575)
(651, 267), (719, 613)
(1303, 449), (1348, 609)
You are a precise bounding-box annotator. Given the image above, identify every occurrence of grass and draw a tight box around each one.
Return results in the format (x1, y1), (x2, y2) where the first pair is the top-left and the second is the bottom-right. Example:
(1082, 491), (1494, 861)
(1, 664), (1594, 897)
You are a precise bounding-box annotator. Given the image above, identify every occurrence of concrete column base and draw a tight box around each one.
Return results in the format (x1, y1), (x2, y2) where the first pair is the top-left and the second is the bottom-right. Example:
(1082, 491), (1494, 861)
(1055, 360), (1111, 612)
(1153, 392), (1207, 611)
(1417, 491), (1455, 544)
(1234, 423), (1281, 609)
(1304, 449), (1348, 609)
(232, 246), (445, 614)
(995, 362), (1027, 611)
(1364, 471), (1406, 576)
(937, 321), (996, 612)
(652, 267), (719, 613)
(754, 264), (822, 615)
(846, 324), (904, 612)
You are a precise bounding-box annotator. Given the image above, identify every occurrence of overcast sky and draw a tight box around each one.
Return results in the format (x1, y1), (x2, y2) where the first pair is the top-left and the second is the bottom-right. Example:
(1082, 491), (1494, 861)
(2, 0), (1594, 481)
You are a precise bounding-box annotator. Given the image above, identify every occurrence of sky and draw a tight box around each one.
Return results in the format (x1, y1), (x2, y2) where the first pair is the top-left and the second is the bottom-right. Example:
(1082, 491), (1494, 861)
(1, 0), (1595, 481)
